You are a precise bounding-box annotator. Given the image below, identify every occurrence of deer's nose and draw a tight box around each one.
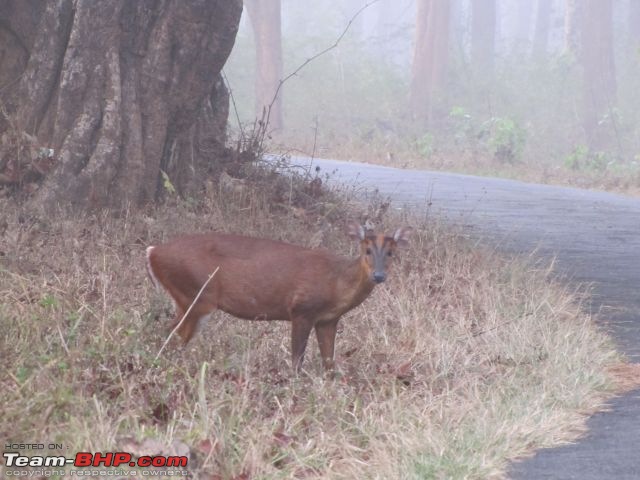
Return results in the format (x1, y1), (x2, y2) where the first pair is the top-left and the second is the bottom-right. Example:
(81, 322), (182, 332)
(373, 271), (386, 283)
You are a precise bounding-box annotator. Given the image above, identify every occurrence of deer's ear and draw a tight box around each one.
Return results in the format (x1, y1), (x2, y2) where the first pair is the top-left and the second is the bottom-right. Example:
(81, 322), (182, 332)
(393, 226), (413, 247)
(346, 222), (366, 241)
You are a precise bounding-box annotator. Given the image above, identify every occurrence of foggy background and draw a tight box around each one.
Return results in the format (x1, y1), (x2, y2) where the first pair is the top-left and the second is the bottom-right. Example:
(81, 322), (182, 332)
(226, 0), (639, 188)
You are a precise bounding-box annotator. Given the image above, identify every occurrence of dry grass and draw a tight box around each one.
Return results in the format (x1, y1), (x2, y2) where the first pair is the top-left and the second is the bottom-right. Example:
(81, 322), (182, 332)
(0, 169), (625, 479)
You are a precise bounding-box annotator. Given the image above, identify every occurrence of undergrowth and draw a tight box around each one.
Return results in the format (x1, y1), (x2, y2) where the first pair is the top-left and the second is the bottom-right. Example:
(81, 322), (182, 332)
(0, 163), (625, 479)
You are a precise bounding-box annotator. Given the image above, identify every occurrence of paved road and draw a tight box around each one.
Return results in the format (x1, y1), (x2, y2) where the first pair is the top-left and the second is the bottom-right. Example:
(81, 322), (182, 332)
(288, 157), (640, 479)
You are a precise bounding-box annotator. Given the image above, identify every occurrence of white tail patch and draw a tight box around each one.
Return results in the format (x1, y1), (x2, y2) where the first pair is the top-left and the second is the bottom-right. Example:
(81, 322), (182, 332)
(147, 244), (178, 344)
(146, 246), (161, 290)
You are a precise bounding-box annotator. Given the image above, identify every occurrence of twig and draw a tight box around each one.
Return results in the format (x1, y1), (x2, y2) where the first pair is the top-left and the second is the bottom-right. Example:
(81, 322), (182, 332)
(258, 0), (381, 150)
(0, 72), (24, 94)
(222, 69), (245, 145)
(57, 325), (70, 356)
(155, 266), (220, 361)
(311, 115), (319, 162)
(471, 318), (520, 338)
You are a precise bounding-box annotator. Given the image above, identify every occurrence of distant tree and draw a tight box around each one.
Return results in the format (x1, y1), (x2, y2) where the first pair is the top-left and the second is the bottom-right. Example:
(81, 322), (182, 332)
(514, 1), (534, 52)
(375, 0), (398, 54)
(471, 0), (496, 79)
(533, 0), (553, 57)
(0, 0), (242, 209)
(410, 0), (432, 122)
(581, 0), (616, 148)
(630, 0), (640, 49)
(245, 0), (283, 131)
(449, 0), (465, 56)
(563, 0), (581, 57)
(410, 0), (450, 125)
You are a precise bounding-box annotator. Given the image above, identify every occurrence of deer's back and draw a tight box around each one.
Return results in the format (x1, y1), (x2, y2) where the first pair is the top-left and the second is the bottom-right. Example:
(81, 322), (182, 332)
(150, 232), (348, 320)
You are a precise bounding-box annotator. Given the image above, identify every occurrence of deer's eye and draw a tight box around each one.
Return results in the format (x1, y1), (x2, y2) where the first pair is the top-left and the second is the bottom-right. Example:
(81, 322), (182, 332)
(366, 248), (372, 255)
(387, 251), (393, 257)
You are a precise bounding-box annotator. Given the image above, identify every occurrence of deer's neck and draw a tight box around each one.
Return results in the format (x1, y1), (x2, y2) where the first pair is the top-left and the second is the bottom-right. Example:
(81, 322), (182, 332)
(338, 257), (376, 310)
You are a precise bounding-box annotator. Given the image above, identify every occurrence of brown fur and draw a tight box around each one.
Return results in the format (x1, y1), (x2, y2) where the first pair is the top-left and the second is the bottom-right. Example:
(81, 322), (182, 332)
(147, 223), (412, 372)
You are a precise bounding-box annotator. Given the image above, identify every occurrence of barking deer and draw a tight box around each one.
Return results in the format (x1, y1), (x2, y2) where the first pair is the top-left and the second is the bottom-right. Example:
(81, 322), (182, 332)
(146, 223), (412, 372)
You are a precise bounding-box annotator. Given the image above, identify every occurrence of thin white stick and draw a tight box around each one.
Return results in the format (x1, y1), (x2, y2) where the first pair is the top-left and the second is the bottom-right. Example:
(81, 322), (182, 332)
(155, 266), (220, 361)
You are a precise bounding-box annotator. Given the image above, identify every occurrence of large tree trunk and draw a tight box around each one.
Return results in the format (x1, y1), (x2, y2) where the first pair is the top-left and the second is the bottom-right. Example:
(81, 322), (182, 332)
(0, 0), (242, 209)
(245, 0), (283, 131)
(533, 0), (553, 57)
(471, 0), (496, 80)
(410, 0), (450, 126)
(581, 0), (616, 148)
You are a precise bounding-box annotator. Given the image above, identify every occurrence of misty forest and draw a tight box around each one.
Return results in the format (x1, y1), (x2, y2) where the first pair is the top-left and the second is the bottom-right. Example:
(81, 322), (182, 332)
(230, 0), (638, 192)
(0, 1), (638, 479)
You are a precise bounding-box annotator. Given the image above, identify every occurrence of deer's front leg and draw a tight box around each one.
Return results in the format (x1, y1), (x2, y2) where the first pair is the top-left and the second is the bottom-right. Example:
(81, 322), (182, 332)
(315, 319), (339, 371)
(291, 317), (314, 373)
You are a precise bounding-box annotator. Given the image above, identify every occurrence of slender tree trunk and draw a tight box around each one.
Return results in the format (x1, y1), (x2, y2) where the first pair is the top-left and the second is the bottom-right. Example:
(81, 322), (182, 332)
(630, 0), (640, 49)
(563, 0), (581, 57)
(471, 0), (496, 79)
(533, 0), (553, 57)
(428, 0), (450, 108)
(245, 0), (283, 131)
(376, 0), (398, 55)
(410, 0), (450, 126)
(410, 0), (431, 122)
(449, 0), (465, 59)
(0, 0), (242, 209)
(581, 0), (616, 148)
(514, 1), (534, 53)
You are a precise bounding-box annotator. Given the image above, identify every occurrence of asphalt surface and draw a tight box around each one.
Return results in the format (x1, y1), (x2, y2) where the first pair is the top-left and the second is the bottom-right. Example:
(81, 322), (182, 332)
(288, 156), (640, 480)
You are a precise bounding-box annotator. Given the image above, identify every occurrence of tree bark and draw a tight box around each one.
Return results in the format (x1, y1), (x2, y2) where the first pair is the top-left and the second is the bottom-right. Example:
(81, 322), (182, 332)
(245, 0), (283, 131)
(410, 0), (450, 126)
(471, 0), (496, 79)
(533, 0), (553, 57)
(581, 0), (616, 148)
(0, 0), (242, 209)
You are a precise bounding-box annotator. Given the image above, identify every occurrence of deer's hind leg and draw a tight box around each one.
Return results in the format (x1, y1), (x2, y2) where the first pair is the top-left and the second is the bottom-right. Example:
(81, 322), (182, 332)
(170, 304), (214, 345)
(169, 285), (218, 344)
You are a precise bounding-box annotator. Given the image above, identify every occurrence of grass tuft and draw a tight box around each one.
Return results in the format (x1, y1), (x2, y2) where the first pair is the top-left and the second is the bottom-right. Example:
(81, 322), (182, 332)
(0, 172), (626, 478)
